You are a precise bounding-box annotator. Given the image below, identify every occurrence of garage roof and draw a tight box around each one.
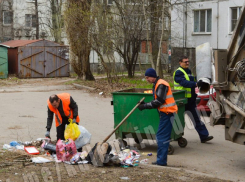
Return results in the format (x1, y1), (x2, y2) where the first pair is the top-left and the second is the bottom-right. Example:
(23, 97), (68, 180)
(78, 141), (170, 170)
(0, 40), (42, 48)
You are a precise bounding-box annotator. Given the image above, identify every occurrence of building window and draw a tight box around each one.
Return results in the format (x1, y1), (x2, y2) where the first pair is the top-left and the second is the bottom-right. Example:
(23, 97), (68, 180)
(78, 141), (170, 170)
(159, 17), (169, 30)
(108, 0), (113, 5)
(194, 9), (212, 33)
(3, 11), (13, 25)
(25, 14), (37, 28)
(231, 7), (241, 32)
(126, 0), (141, 4)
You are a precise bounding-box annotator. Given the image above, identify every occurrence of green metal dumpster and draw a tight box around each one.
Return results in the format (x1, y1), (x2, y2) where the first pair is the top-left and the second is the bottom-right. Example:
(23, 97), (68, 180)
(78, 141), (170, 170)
(0, 46), (8, 78)
(112, 88), (187, 154)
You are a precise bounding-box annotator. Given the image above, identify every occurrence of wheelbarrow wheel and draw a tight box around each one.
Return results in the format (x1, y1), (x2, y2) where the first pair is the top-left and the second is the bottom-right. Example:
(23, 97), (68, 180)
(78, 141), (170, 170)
(168, 144), (174, 155)
(134, 138), (143, 144)
(178, 137), (188, 148)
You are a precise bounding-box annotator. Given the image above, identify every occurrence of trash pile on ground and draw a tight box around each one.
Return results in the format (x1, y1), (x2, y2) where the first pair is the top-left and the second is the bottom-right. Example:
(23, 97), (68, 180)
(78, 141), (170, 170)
(2, 139), (144, 168)
(118, 149), (140, 168)
(2, 121), (147, 168)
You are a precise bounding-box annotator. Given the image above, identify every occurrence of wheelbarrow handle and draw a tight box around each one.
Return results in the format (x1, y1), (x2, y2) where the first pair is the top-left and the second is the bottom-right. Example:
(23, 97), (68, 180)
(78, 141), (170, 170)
(103, 97), (145, 143)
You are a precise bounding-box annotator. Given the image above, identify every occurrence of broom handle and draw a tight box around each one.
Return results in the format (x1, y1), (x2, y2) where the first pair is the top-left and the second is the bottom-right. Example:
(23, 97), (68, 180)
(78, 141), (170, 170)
(103, 97), (145, 143)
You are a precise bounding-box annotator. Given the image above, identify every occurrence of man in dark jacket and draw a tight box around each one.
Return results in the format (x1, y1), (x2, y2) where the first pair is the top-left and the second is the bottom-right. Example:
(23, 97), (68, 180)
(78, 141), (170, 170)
(45, 93), (80, 141)
(173, 56), (213, 143)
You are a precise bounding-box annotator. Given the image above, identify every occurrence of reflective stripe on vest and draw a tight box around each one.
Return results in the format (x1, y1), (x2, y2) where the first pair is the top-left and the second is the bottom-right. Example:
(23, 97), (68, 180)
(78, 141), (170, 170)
(154, 79), (178, 114)
(47, 93), (80, 127)
(173, 67), (192, 98)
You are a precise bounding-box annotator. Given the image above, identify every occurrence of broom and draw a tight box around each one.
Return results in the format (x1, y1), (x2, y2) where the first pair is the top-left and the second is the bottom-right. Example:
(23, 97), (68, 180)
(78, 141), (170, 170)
(88, 97), (145, 166)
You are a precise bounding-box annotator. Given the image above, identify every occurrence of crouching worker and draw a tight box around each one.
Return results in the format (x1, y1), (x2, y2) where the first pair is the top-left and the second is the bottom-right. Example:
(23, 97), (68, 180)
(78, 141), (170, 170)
(138, 68), (178, 166)
(45, 93), (80, 141)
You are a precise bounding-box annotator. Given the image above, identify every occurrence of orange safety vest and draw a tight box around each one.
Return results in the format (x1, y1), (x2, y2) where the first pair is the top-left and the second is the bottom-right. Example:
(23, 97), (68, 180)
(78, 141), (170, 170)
(154, 79), (178, 114)
(47, 93), (80, 127)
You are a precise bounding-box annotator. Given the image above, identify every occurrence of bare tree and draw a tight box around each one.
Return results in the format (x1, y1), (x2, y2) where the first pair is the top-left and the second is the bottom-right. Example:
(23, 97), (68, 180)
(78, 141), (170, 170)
(91, 2), (119, 85)
(111, 0), (145, 78)
(64, 0), (94, 80)
(48, 0), (64, 43)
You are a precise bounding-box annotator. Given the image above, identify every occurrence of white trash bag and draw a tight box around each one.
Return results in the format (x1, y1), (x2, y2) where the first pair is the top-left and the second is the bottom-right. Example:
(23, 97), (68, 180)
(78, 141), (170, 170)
(75, 125), (92, 149)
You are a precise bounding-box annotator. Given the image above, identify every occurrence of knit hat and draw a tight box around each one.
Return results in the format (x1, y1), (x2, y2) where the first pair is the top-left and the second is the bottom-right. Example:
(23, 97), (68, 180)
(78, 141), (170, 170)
(145, 68), (157, 78)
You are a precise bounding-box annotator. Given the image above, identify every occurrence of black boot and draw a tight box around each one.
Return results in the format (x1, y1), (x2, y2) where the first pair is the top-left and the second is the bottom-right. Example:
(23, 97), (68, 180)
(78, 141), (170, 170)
(201, 136), (214, 143)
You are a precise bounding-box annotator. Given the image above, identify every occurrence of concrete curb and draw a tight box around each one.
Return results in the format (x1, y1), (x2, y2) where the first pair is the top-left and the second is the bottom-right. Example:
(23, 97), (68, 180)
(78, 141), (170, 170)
(72, 83), (96, 91)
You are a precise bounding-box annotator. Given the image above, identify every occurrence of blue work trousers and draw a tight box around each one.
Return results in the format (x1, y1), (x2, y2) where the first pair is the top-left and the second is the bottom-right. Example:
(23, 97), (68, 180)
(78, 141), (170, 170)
(185, 103), (209, 140)
(156, 112), (173, 166)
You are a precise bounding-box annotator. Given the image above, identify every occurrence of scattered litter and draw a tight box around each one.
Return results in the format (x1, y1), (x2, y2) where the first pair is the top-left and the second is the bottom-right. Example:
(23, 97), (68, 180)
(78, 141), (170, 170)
(32, 157), (52, 163)
(118, 149), (140, 167)
(101, 171), (106, 174)
(119, 177), (130, 180)
(42, 142), (56, 153)
(36, 138), (46, 141)
(77, 160), (89, 164)
(140, 159), (148, 164)
(10, 141), (20, 147)
(15, 173), (18, 175)
(3, 144), (13, 150)
(23, 141), (32, 146)
(147, 153), (152, 156)
(24, 146), (40, 155)
(16, 145), (24, 150)
(99, 92), (103, 95)
(80, 151), (88, 160)
(70, 153), (82, 164)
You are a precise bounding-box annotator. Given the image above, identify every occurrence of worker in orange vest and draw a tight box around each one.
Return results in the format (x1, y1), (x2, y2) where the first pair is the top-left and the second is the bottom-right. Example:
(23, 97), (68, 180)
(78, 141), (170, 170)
(138, 68), (178, 166)
(45, 93), (80, 141)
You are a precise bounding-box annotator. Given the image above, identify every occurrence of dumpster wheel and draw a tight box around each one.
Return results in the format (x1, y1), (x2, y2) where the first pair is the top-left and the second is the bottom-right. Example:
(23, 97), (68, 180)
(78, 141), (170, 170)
(168, 145), (174, 155)
(178, 137), (188, 148)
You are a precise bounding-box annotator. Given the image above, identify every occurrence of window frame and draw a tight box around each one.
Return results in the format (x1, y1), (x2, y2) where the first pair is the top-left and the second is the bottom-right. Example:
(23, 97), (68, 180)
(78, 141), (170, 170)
(193, 9), (212, 34)
(26, 0), (35, 2)
(230, 7), (241, 33)
(107, 0), (113, 6)
(25, 14), (37, 28)
(3, 11), (13, 25)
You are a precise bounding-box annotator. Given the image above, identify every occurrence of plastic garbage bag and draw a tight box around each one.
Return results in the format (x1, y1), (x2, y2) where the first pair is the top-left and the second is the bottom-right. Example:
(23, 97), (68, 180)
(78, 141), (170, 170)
(32, 157), (52, 163)
(75, 125), (92, 149)
(64, 119), (81, 141)
(10, 141), (20, 147)
(3, 144), (13, 150)
(56, 139), (77, 162)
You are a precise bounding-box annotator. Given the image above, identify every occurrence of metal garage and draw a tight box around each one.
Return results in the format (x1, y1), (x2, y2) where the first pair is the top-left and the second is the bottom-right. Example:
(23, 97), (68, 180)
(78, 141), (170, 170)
(0, 40), (69, 78)
(0, 45), (8, 78)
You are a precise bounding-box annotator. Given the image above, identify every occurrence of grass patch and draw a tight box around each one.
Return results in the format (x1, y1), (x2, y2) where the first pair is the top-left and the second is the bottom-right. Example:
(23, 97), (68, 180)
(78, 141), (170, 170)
(9, 77), (19, 81)
(118, 77), (152, 89)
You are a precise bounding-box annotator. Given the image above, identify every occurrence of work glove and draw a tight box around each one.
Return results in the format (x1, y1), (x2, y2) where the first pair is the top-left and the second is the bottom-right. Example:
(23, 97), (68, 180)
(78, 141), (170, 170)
(72, 118), (77, 123)
(138, 101), (146, 111)
(45, 131), (50, 138)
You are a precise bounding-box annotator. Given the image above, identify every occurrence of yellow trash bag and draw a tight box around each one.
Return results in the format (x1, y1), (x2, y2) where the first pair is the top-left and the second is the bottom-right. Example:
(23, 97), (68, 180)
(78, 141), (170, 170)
(64, 119), (81, 141)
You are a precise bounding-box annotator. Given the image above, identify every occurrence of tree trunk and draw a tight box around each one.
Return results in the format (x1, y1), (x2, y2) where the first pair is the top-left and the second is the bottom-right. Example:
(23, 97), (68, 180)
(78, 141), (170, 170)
(143, 0), (154, 69)
(156, 0), (165, 78)
(127, 64), (133, 78)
